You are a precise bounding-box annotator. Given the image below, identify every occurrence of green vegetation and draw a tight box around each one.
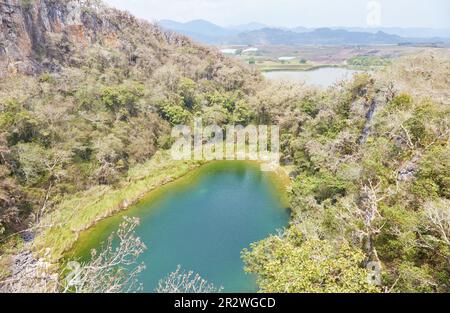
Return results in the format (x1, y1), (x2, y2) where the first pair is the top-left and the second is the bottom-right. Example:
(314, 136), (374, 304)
(20, 0), (35, 10)
(0, 0), (260, 286)
(34, 151), (203, 262)
(347, 56), (391, 68)
(0, 0), (449, 293)
(243, 229), (377, 293)
(241, 53), (450, 293)
(231, 45), (399, 72)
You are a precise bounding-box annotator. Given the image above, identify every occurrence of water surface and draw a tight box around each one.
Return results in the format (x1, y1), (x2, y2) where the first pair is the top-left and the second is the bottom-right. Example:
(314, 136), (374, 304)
(264, 67), (363, 88)
(72, 161), (290, 292)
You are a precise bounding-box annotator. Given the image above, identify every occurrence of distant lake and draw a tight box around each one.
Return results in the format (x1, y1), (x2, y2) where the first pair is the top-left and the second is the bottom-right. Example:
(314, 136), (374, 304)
(264, 67), (363, 88)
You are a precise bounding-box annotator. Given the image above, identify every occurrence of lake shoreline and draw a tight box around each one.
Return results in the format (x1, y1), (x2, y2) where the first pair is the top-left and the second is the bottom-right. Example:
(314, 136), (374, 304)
(31, 151), (205, 263)
(1, 151), (206, 286)
(263, 66), (366, 87)
(1, 152), (292, 290)
(69, 160), (292, 257)
(32, 155), (291, 263)
(260, 64), (342, 73)
(70, 161), (292, 292)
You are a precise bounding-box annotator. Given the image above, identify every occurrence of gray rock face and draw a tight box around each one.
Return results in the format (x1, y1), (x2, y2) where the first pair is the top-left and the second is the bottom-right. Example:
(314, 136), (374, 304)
(0, 0), (196, 78)
(12, 250), (35, 276)
(0, 248), (58, 293)
(20, 230), (35, 242)
(0, 0), (116, 77)
(398, 156), (420, 182)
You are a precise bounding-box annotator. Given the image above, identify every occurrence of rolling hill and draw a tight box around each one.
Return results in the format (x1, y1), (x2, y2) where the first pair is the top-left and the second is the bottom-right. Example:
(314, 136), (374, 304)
(158, 19), (450, 45)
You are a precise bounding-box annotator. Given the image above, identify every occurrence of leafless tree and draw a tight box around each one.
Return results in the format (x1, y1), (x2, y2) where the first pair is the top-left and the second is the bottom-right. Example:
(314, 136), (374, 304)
(358, 180), (387, 265)
(1, 217), (146, 293)
(423, 199), (450, 247)
(156, 265), (223, 293)
(342, 179), (390, 287)
(62, 217), (146, 293)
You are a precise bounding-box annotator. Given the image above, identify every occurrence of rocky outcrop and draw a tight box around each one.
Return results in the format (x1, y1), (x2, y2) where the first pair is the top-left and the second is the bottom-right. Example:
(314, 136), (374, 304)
(0, 248), (58, 293)
(397, 155), (420, 182)
(0, 0), (128, 77)
(358, 83), (397, 145)
(0, 0), (245, 82)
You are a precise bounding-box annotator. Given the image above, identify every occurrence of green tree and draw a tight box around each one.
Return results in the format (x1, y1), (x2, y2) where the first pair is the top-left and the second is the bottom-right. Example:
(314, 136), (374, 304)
(158, 100), (191, 125)
(177, 77), (198, 109)
(100, 83), (144, 117)
(242, 229), (378, 293)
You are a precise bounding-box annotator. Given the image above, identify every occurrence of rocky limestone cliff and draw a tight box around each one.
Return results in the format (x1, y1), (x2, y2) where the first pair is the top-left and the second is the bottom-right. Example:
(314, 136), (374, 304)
(1, 0), (98, 76)
(0, 0), (194, 78)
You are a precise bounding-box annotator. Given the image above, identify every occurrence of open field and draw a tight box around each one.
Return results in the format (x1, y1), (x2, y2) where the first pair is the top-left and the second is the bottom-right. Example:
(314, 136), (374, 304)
(218, 44), (450, 71)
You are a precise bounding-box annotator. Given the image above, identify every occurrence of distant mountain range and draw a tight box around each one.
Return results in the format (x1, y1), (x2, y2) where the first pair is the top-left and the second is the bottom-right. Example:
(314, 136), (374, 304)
(231, 28), (405, 45)
(158, 19), (450, 45)
(158, 19), (236, 43)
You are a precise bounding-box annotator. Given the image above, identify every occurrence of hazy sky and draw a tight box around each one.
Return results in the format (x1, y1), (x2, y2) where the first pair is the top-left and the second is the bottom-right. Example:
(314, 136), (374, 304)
(103, 0), (450, 28)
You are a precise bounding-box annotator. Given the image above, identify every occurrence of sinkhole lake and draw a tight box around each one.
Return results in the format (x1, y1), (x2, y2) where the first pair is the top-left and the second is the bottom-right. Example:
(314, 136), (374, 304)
(264, 67), (363, 88)
(71, 161), (291, 292)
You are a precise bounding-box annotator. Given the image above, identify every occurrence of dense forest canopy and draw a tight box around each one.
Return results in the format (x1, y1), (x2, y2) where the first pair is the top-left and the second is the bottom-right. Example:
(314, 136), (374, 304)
(0, 0), (449, 293)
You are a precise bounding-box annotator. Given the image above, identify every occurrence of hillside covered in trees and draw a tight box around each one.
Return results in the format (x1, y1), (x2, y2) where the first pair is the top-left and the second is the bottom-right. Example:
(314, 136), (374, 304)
(0, 0), (259, 239)
(243, 55), (450, 292)
(0, 0), (449, 293)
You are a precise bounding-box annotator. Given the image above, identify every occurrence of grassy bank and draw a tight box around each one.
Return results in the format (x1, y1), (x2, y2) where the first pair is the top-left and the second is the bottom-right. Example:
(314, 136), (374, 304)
(32, 151), (204, 262)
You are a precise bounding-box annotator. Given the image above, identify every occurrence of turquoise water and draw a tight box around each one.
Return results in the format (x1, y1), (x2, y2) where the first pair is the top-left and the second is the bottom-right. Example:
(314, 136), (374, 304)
(72, 162), (290, 292)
